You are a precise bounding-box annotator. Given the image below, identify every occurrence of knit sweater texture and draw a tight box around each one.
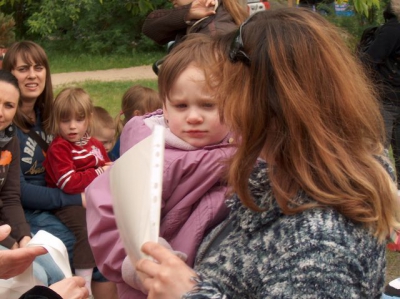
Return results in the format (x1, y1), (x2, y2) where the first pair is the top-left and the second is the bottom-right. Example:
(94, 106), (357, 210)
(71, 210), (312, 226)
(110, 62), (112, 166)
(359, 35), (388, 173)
(184, 159), (388, 298)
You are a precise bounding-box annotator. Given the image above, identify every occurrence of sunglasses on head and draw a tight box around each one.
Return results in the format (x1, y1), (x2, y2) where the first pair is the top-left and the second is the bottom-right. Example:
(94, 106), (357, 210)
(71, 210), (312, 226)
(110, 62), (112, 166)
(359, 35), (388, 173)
(229, 13), (256, 66)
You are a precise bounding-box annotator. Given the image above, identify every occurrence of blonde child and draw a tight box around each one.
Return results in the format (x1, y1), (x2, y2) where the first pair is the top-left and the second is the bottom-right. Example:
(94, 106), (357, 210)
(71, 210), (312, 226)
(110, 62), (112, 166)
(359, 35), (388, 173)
(109, 85), (161, 160)
(92, 106), (117, 160)
(43, 87), (111, 296)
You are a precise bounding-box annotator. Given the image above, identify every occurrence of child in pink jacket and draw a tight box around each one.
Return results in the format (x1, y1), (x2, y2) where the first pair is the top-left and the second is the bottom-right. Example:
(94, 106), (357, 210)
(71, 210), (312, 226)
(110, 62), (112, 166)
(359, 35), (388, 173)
(86, 34), (236, 299)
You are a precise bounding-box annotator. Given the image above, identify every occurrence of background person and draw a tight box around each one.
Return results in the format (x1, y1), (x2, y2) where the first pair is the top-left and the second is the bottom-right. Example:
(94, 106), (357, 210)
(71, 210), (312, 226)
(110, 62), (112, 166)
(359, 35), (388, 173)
(360, 0), (400, 188)
(92, 106), (117, 160)
(110, 85), (161, 160)
(0, 68), (64, 286)
(44, 87), (111, 296)
(142, 0), (248, 47)
(2, 41), (117, 299)
(135, 9), (399, 298)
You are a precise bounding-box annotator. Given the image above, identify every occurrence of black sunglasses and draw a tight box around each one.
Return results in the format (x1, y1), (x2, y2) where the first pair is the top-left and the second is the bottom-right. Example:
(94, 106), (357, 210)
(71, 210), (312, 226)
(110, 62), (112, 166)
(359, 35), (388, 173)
(228, 15), (253, 65)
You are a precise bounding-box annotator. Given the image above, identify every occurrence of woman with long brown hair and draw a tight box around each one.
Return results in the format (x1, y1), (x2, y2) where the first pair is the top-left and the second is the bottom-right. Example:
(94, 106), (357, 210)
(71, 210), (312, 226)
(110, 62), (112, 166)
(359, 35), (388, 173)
(2, 41), (117, 299)
(136, 8), (399, 298)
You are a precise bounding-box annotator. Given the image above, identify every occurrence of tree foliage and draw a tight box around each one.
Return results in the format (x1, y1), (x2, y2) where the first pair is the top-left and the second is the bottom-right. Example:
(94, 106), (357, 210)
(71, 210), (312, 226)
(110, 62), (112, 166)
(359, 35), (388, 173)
(0, 0), (169, 54)
(0, 11), (15, 47)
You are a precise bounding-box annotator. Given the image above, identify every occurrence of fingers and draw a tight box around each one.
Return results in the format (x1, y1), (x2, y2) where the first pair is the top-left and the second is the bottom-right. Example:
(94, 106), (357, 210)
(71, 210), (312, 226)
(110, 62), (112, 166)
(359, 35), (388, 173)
(70, 275), (86, 287)
(24, 246), (48, 258)
(0, 224), (11, 241)
(141, 241), (173, 261)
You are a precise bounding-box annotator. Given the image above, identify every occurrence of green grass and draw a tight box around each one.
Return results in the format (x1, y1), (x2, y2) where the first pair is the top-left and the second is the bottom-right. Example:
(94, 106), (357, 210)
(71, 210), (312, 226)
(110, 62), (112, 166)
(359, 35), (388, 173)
(387, 250), (400, 284)
(54, 79), (158, 117)
(48, 51), (165, 74)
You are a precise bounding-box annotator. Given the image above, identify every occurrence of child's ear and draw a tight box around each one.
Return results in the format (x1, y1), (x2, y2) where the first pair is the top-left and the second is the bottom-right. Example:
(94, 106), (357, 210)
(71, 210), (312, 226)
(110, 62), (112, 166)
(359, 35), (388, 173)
(133, 110), (141, 117)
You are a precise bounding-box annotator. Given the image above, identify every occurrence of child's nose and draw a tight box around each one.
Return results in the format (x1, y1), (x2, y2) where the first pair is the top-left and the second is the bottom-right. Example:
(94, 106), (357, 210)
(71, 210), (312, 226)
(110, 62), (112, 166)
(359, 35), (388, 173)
(187, 109), (203, 123)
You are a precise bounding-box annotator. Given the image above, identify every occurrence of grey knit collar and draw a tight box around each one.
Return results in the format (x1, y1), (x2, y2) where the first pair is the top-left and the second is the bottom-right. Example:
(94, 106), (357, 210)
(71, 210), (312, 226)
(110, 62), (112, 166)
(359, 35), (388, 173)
(0, 124), (15, 148)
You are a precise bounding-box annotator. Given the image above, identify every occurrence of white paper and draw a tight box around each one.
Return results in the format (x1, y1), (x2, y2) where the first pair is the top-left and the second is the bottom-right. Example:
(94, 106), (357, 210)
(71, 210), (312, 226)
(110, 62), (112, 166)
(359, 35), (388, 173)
(0, 230), (71, 299)
(110, 125), (164, 265)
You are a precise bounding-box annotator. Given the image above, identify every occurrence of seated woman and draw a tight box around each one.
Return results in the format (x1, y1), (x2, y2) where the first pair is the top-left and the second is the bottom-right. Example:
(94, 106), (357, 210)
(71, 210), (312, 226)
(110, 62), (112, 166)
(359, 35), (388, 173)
(2, 41), (117, 298)
(135, 8), (399, 298)
(0, 69), (63, 286)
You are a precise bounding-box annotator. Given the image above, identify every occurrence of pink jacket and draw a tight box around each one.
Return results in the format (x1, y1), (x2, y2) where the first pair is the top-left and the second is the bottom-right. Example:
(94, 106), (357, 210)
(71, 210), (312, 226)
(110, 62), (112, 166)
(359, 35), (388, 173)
(86, 110), (236, 299)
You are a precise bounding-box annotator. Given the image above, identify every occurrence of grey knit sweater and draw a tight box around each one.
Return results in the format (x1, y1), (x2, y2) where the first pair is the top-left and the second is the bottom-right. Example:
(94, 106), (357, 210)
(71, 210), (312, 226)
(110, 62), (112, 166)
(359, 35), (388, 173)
(184, 159), (388, 298)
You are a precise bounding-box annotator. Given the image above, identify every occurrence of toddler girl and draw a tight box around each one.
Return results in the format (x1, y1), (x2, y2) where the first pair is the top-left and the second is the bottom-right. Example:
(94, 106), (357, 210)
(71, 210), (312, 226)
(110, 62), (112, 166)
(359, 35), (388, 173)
(86, 34), (236, 299)
(44, 87), (111, 296)
(110, 85), (161, 160)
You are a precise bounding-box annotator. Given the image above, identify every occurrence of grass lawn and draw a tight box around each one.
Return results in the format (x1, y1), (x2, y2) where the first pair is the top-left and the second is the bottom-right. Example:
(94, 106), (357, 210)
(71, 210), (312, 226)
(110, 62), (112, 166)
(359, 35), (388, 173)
(387, 249), (400, 284)
(53, 79), (158, 117)
(48, 51), (165, 74)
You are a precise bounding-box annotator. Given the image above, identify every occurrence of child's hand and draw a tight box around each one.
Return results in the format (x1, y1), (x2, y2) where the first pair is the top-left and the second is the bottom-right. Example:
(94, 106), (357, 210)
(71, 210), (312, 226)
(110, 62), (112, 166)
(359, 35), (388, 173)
(102, 165), (111, 172)
(187, 0), (216, 21)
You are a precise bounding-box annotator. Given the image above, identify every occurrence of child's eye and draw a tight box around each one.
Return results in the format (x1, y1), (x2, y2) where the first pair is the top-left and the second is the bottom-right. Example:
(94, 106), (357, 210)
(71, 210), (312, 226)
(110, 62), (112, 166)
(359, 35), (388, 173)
(175, 104), (187, 109)
(203, 103), (215, 108)
(61, 119), (70, 123)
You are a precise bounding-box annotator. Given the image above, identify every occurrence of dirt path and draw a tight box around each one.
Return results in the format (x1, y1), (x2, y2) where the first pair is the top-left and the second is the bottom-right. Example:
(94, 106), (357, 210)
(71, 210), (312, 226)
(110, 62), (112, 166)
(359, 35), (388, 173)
(51, 65), (157, 86)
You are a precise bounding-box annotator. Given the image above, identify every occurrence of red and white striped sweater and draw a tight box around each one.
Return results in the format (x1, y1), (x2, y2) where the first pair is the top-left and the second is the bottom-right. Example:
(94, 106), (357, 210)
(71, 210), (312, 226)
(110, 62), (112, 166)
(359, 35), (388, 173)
(44, 135), (110, 194)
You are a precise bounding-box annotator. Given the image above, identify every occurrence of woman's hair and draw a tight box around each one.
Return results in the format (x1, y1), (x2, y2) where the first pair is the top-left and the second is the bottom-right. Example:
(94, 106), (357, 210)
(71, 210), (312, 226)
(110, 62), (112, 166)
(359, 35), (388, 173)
(212, 8), (399, 240)
(115, 85), (161, 137)
(223, 0), (249, 25)
(158, 33), (220, 106)
(2, 41), (53, 132)
(0, 69), (20, 92)
(45, 87), (93, 136)
(93, 106), (115, 135)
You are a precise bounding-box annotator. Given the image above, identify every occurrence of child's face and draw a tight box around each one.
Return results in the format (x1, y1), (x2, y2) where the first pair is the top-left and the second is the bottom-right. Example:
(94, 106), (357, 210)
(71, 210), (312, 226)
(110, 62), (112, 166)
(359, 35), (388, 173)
(59, 113), (89, 143)
(92, 127), (116, 152)
(170, 0), (192, 8)
(163, 65), (229, 148)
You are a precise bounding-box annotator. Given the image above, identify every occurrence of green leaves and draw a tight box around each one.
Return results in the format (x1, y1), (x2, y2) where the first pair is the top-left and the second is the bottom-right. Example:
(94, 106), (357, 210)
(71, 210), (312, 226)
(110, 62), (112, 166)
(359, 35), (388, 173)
(353, 0), (380, 17)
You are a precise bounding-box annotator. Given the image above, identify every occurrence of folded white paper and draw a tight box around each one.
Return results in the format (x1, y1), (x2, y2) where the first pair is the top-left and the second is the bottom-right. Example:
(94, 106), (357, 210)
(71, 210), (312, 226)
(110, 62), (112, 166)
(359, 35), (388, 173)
(0, 230), (71, 299)
(110, 125), (164, 265)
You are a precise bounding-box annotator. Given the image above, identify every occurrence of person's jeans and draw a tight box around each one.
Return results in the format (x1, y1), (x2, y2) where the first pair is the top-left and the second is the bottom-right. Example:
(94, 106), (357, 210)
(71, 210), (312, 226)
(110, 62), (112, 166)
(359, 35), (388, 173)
(382, 103), (400, 187)
(0, 244), (63, 286)
(24, 209), (108, 282)
(24, 209), (75, 266)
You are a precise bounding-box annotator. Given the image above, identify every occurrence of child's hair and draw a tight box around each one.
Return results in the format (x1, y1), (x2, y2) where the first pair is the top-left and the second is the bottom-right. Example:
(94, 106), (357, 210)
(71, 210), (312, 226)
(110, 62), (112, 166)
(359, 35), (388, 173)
(115, 85), (161, 137)
(45, 87), (93, 136)
(93, 106), (115, 135)
(224, 0), (249, 25)
(158, 34), (218, 104)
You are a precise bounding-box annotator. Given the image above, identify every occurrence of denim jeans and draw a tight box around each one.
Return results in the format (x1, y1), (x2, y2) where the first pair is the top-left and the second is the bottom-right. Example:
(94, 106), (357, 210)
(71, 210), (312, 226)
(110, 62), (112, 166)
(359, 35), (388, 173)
(24, 209), (108, 282)
(0, 244), (63, 286)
